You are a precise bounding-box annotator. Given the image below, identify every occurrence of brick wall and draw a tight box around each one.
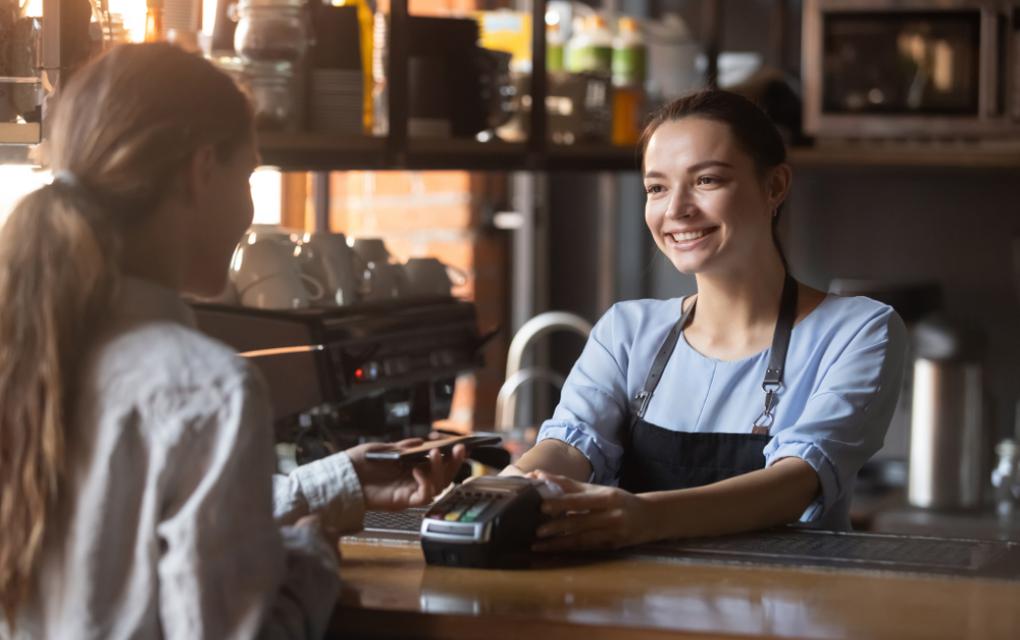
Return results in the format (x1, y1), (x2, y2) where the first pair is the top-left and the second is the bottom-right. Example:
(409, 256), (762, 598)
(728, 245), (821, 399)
(322, 170), (508, 433)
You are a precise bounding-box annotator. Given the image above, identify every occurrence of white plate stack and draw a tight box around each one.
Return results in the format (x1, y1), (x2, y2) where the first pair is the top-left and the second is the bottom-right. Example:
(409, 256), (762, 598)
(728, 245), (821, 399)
(309, 68), (363, 135)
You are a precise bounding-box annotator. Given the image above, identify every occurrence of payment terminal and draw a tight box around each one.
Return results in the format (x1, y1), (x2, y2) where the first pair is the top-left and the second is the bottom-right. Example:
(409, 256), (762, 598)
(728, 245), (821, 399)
(420, 476), (559, 568)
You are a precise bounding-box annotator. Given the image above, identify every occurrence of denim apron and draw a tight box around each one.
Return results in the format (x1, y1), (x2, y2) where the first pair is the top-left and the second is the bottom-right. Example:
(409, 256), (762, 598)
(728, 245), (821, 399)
(618, 275), (798, 493)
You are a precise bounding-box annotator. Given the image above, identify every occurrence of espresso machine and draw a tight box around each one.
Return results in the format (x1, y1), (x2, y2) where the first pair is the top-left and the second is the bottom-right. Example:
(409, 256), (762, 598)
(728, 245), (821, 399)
(190, 296), (488, 464)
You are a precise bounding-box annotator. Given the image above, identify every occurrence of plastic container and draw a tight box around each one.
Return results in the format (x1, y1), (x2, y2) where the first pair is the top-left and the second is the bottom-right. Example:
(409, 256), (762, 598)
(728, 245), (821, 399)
(645, 12), (699, 101)
(564, 14), (612, 75)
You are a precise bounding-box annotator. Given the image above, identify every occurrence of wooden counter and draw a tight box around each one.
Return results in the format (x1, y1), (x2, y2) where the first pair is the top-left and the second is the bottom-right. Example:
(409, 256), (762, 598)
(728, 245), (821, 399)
(329, 536), (1020, 640)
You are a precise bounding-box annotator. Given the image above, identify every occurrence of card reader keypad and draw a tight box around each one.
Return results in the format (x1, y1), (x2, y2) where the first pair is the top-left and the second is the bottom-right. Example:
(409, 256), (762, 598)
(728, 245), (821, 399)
(427, 492), (501, 524)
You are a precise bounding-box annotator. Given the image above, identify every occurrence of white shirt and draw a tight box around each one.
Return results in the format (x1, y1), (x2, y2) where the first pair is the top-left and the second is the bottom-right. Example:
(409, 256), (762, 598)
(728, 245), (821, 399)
(537, 294), (907, 530)
(3, 277), (366, 639)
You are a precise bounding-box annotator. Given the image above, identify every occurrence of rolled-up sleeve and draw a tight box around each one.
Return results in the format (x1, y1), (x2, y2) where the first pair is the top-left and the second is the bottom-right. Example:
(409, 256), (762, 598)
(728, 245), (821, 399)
(273, 452), (365, 535)
(764, 306), (908, 523)
(536, 306), (631, 484)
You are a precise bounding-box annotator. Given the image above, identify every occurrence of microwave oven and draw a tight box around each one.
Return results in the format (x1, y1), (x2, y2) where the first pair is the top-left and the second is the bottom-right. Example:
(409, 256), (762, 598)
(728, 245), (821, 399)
(803, 0), (1020, 139)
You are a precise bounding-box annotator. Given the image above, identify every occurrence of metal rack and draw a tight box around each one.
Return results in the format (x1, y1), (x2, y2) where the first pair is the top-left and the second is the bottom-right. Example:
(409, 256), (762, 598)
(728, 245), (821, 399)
(260, 0), (652, 172)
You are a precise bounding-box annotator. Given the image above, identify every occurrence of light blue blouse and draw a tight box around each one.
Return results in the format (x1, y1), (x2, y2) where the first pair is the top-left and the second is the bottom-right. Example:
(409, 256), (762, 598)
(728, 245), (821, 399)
(536, 294), (908, 530)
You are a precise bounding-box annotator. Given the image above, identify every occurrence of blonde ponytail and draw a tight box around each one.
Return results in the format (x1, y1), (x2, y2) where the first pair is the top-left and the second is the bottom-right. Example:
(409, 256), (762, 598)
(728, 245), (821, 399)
(0, 42), (252, 622)
(0, 182), (117, 620)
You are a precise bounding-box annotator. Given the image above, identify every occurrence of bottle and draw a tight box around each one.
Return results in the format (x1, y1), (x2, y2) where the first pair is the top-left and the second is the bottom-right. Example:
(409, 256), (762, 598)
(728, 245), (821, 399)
(144, 0), (165, 42)
(546, 21), (564, 73)
(991, 439), (1020, 518)
(564, 14), (612, 75)
(371, 10), (388, 135)
(612, 16), (646, 88)
(332, 0), (374, 134)
(611, 16), (646, 146)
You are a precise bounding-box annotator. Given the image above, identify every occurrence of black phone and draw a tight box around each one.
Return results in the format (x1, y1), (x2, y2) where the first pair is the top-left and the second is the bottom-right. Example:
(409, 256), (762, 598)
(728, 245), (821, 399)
(362, 434), (502, 464)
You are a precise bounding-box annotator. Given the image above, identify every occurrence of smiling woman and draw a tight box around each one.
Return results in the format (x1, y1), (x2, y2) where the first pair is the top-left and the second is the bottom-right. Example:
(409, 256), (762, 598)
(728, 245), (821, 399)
(504, 90), (908, 553)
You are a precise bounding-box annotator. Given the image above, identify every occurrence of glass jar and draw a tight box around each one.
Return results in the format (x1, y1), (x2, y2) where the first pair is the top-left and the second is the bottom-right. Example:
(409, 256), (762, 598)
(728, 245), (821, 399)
(245, 61), (297, 131)
(233, 0), (309, 65)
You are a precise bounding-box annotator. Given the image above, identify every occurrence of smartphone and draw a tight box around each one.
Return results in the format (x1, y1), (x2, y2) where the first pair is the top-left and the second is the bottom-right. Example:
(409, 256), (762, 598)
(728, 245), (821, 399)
(363, 434), (503, 464)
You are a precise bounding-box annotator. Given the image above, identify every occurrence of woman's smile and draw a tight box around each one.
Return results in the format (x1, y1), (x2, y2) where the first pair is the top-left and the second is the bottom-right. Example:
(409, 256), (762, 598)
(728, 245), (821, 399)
(664, 226), (720, 250)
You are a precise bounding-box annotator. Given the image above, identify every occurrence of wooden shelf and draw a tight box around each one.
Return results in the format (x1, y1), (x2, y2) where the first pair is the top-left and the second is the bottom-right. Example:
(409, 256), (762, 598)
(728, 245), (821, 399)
(547, 143), (641, 172)
(258, 133), (387, 171)
(256, 133), (643, 172)
(258, 135), (1020, 173)
(789, 144), (1020, 170)
(404, 139), (528, 171)
(0, 122), (41, 145)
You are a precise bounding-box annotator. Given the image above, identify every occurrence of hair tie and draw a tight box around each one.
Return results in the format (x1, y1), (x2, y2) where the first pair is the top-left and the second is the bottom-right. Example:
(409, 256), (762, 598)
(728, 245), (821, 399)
(52, 170), (82, 189)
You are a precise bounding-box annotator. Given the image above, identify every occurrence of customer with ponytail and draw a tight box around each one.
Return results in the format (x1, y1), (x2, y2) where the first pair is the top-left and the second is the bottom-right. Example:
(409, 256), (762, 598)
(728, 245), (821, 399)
(0, 43), (464, 639)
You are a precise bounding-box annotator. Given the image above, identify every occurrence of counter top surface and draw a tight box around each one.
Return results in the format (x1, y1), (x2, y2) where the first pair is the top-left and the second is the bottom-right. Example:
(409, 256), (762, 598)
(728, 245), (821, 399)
(330, 535), (1020, 640)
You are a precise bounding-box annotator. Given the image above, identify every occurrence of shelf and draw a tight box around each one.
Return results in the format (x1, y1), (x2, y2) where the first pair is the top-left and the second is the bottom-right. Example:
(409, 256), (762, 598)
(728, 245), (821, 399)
(547, 144), (641, 172)
(258, 133), (387, 171)
(404, 139), (528, 171)
(0, 122), (41, 145)
(258, 136), (1020, 174)
(788, 144), (1020, 170)
(256, 133), (642, 172)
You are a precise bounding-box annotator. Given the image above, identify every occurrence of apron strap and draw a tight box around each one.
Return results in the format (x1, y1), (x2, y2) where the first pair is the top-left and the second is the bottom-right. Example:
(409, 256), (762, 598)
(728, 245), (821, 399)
(633, 300), (695, 419)
(763, 273), (798, 389)
(631, 274), (800, 429)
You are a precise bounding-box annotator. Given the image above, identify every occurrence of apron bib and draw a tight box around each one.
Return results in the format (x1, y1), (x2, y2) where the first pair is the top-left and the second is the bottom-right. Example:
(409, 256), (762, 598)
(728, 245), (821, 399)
(618, 274), (798, 493)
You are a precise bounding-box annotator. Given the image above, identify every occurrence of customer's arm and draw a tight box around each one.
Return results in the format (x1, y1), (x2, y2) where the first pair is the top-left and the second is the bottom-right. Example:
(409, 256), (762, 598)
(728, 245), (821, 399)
(273, 441), (467, 532)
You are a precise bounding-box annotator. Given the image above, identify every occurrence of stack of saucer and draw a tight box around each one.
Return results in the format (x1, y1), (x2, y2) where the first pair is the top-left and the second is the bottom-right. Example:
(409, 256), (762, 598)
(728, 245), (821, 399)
(309, 68), (363, 135)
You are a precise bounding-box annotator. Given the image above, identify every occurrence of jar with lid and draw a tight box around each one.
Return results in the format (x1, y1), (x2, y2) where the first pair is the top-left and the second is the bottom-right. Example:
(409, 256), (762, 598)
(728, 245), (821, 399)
(233, 0), (309, 65)
(245, 61), (297, 130)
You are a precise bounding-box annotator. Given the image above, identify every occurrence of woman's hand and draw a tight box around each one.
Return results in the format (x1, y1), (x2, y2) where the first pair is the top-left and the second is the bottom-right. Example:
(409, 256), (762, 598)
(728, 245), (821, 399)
(346, 439), (466, 511)
(529, 471), (657, 551)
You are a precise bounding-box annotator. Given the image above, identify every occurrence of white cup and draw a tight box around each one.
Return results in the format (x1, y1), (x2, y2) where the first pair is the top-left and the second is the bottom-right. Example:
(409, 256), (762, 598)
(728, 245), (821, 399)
(230, 237), (325, 309)
(302, 231), (361, 306)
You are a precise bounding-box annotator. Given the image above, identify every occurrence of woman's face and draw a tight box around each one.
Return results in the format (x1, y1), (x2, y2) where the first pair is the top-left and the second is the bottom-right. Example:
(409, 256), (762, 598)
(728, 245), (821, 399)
(642, 117), (784, 276)
(183, 137), (257, 296)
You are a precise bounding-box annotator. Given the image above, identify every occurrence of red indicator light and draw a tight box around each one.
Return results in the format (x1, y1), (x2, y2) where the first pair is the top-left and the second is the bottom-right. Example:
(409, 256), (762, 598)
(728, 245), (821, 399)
(354, 368), (364, 380)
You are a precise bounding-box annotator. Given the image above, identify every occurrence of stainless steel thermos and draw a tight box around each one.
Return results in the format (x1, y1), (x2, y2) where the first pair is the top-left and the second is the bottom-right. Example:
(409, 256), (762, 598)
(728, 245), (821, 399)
(908, 316), (986, 509)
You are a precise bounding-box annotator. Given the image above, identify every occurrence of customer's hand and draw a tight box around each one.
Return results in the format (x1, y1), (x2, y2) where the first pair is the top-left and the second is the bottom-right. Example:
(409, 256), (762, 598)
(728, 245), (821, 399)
(293, 514), (341, 563)
(528, 471), (657, 552)
(347, 439), (466, 511)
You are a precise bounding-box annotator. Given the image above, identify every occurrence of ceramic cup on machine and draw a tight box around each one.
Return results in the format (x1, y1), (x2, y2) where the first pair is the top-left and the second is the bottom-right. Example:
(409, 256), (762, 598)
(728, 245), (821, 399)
(302, 231), (361, 306)
(402, 257), (467, 298)
(350, 237), (405, 301)
(230, 232), (326, 309)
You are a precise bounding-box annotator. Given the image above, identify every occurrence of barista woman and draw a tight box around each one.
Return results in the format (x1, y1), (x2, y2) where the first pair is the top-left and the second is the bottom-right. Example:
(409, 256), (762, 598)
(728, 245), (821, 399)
(505, 90), (907, 551)
(0, 44), (464, 639)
